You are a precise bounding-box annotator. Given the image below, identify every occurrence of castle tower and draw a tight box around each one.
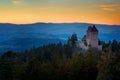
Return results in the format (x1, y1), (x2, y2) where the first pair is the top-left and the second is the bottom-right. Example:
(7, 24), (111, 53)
(86, 25), (98, 48)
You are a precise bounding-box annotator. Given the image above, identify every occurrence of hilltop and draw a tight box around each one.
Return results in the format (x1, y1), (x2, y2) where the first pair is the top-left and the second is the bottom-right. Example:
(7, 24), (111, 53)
(0, 22), (120, 53)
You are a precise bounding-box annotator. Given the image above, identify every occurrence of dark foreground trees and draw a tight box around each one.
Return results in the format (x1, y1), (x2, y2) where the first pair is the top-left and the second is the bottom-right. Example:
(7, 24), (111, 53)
(0, 34), (120, 80)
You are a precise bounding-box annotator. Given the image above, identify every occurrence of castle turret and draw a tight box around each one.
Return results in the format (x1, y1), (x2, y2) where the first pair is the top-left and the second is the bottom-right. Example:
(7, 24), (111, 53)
(86, 25), (98, 48)
(76, 25), (102, 51)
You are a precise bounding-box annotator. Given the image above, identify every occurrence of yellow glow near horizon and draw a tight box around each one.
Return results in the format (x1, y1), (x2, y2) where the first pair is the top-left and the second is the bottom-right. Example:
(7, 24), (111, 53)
(0, 0), (120, 25)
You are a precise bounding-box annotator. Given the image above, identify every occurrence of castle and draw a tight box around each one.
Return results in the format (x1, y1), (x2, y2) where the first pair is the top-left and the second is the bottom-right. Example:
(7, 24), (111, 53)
(76, 25), (102, 50)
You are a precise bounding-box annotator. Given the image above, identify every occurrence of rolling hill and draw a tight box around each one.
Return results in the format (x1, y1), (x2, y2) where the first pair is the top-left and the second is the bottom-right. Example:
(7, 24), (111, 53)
(0, 22), (120, 54)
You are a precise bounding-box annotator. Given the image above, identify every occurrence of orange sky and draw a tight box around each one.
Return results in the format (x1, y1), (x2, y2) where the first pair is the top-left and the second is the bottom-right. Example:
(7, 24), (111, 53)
(0, 0), (120, 25)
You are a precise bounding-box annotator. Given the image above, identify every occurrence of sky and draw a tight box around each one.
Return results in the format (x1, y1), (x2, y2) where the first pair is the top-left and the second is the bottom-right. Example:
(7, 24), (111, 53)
(0, 0), (120, 25)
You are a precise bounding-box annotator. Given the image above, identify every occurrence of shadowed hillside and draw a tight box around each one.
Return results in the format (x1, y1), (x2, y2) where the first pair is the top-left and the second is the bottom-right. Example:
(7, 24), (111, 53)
(0, 23), (120, 53)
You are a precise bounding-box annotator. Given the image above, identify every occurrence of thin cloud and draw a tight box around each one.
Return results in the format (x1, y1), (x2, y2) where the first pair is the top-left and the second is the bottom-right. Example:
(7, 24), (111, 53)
(98, 4), (120, 11)
(11, 0), (25, 6)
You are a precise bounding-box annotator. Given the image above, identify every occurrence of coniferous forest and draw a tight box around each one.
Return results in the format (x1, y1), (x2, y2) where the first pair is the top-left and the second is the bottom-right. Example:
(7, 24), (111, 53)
(0, 33), (120, 80)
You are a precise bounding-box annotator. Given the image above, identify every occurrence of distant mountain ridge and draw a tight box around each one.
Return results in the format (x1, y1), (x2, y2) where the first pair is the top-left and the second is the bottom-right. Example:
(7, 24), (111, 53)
(0, 22), (120, 54)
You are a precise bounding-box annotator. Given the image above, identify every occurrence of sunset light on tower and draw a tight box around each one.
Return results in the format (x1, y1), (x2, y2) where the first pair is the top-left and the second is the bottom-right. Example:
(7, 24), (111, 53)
(1, 0), (120, 80)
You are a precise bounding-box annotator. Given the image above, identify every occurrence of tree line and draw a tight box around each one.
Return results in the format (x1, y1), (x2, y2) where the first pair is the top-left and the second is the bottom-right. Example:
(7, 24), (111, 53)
(0, 33), (120, 80)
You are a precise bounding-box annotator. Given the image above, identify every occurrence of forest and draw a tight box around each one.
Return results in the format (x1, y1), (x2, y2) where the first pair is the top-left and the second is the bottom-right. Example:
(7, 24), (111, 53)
(0, 33), (120, 80)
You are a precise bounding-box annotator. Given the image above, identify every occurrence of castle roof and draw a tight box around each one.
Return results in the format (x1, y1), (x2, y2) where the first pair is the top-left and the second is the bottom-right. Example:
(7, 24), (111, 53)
(87, 25), (98, 32)
(87, 26), (93, 32)
(92, 26), (98, 32)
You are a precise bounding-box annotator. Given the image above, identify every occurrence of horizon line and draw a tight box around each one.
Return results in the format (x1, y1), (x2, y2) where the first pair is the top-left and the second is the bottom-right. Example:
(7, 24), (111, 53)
(0, 22), (120, 26)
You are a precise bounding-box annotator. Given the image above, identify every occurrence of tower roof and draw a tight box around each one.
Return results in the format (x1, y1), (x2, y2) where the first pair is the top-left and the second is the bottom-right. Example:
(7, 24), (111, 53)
(92, 25), (98, 32)
(87, 25), (98, 32)
(87, 26), (93, 32)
